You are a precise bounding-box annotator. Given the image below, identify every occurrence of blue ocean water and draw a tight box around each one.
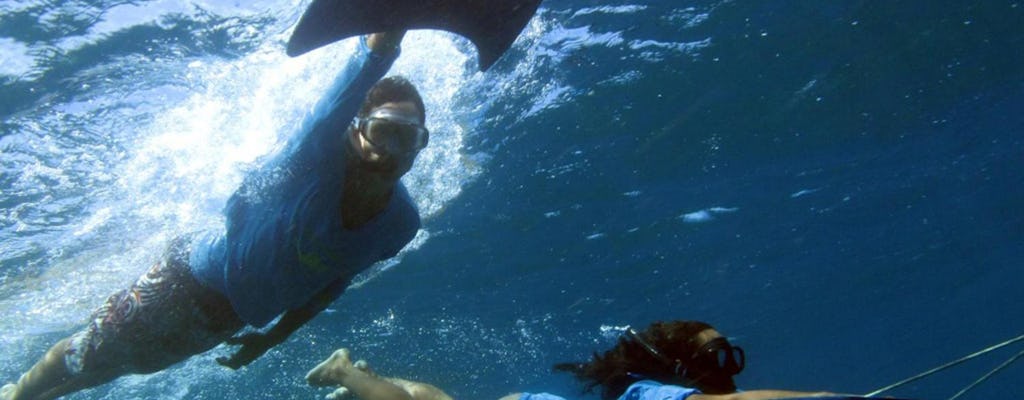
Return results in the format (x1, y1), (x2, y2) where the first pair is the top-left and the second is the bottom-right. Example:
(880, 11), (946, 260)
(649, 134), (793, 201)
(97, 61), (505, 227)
(1, 1), (1022, 399)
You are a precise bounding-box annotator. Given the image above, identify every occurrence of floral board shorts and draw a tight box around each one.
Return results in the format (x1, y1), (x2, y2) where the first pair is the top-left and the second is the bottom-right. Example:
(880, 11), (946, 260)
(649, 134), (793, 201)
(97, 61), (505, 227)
(64, 239), (244, 376)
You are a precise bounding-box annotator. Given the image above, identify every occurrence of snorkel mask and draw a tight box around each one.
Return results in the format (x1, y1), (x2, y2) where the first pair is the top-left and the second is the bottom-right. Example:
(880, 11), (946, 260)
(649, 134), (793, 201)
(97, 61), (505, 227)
(625, 327), (744, 393)
(353, 108), (429, 157)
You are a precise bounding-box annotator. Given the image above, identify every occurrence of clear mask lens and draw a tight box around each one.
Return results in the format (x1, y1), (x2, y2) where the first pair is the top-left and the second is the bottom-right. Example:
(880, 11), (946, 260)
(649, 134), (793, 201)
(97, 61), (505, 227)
(364, 119), (427, 153)
(357, 109), (428, 155)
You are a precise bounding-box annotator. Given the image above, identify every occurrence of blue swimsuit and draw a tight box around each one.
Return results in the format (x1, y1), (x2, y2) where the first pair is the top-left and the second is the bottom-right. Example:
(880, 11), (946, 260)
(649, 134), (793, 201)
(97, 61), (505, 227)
(522, 381), (699, 400)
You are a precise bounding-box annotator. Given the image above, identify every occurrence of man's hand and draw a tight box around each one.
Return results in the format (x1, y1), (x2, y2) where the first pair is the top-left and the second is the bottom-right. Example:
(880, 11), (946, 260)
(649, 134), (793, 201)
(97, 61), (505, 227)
(367, 31), (406, 53)
(216, 332), (281, 369)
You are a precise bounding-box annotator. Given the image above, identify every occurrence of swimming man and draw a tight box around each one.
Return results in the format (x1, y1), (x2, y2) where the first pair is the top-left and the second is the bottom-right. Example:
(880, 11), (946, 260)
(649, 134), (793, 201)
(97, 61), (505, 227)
(2, 30), (426, 400)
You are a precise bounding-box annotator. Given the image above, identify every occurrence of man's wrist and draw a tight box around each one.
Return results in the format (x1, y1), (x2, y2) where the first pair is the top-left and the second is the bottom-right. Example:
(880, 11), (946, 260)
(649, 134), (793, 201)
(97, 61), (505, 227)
(367, 31), (405, 53)
(265, 329), (289, 345)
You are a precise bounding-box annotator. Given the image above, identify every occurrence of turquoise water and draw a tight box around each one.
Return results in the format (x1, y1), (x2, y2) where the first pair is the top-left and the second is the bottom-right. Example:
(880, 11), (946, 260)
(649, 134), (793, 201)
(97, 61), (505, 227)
(1, 1), (1022, 399)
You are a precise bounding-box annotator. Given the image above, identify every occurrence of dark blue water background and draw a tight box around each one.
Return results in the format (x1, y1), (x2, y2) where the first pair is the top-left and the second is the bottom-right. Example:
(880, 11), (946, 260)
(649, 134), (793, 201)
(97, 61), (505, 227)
(1, 1), (1022, 399)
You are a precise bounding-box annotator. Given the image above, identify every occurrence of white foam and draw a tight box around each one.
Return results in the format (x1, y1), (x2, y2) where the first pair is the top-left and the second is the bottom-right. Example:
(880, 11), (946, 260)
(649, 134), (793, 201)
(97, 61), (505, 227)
(543, 26), (625, 54)
(572, 5), (648, 18)
(790, 188), (820, 198)
(629, 37), (712, 53)
(680, 206), (739, 223)
(0, 38), (35, 77)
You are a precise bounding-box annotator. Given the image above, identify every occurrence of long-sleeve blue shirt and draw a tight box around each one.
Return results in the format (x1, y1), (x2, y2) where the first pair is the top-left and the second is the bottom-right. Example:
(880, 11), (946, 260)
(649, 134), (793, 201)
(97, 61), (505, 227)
(189, 39), (421, 327)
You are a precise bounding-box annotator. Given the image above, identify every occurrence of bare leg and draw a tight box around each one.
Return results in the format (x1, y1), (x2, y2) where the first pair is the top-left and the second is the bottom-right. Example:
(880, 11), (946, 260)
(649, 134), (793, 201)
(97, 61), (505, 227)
(307, 349), (412, 400)
(306, 348), (453, 400)
(3, 338), (126, 400)
(5, 247), (243, 400)
(385, 377), (453, 400)
(6, 339), (114, 399)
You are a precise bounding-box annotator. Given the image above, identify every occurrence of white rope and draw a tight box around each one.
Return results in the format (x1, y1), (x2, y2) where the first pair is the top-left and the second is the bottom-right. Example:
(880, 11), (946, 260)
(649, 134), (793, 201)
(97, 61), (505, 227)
(947, 347), (1024, 400)
(865, 333), (1024, 397)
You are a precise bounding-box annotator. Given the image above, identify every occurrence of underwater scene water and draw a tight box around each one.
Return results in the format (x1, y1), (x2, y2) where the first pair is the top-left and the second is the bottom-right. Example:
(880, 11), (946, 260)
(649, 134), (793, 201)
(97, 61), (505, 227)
(1, 0), (1022, 399)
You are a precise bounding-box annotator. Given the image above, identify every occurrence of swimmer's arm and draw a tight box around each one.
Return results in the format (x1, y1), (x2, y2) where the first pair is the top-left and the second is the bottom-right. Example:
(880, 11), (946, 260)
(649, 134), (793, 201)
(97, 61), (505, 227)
(217, 279), (350, 369)
(265, 278), (349, 343)
(293, 32), (404, 167)
(689, 389), (834, 400)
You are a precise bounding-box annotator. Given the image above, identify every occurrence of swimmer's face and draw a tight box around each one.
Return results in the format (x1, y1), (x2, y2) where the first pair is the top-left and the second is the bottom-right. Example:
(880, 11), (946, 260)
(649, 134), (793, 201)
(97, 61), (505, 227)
(351, 101), (426, 178)
(684, 329), (741, 394)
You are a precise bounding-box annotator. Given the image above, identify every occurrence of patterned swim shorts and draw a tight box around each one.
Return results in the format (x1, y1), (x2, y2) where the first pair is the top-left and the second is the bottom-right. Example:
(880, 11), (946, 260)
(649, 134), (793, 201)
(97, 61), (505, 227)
(65, 238), (244, 375)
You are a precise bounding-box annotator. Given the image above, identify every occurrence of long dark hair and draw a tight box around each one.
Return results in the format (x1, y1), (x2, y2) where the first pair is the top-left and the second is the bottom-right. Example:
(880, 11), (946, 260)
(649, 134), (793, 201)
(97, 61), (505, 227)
(554, 320), (714, 400)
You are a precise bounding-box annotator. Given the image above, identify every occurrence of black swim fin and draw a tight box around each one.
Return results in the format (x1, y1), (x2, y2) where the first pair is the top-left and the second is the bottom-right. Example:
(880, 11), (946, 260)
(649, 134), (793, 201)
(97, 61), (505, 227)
(286, 0), (542, 71)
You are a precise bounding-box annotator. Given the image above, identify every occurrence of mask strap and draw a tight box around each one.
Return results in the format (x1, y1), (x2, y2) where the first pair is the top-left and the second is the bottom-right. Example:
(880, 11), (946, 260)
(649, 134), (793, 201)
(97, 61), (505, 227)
(625, 327), (681, 368)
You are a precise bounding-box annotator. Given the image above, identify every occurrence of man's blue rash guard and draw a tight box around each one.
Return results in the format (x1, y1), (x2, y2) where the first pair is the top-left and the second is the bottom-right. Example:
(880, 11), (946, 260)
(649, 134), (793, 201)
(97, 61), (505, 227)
(188, 38), (421, 327)
(520, 380), (699, 400)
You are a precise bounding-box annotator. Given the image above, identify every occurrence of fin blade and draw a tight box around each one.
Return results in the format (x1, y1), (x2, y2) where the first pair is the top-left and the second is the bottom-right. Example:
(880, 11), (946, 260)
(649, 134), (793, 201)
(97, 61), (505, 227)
(286, 0), (542, 71)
